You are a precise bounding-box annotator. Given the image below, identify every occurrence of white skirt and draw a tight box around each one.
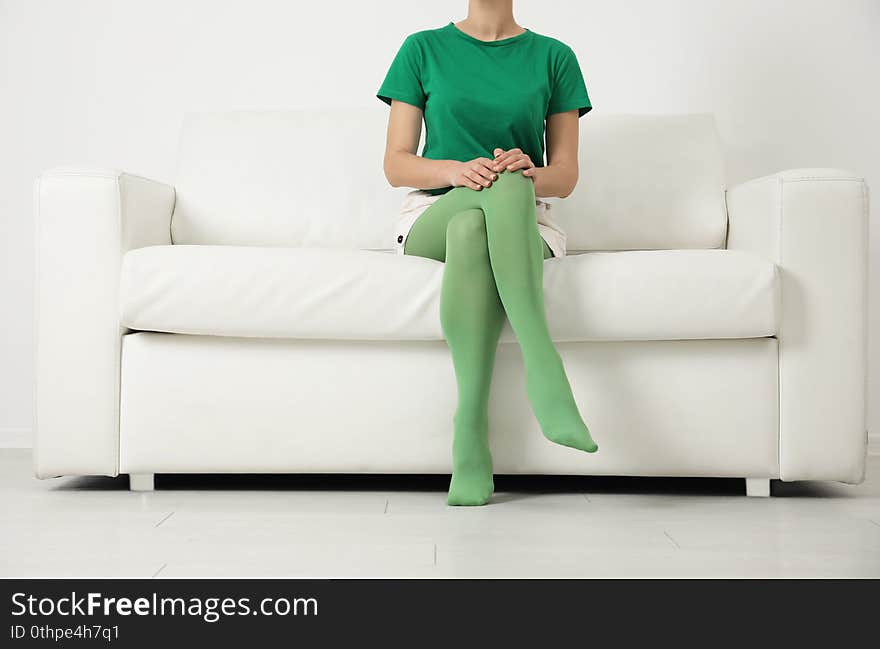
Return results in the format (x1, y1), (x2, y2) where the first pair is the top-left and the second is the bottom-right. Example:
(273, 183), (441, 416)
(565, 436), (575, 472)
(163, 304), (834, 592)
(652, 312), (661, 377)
(394, 189), (567, 259)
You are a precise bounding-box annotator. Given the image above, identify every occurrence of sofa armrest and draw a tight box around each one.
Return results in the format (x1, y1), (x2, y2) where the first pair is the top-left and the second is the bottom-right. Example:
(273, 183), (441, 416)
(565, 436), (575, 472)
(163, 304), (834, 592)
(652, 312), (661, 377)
(34, 167), (175, 478)
(725, 168), (869, 483)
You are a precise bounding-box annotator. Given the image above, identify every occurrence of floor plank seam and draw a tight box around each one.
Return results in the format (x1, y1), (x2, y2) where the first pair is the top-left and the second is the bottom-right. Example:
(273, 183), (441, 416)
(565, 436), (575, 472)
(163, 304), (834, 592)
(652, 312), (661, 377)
(155, 512), (175, 528)
(663, 530), (681, 549)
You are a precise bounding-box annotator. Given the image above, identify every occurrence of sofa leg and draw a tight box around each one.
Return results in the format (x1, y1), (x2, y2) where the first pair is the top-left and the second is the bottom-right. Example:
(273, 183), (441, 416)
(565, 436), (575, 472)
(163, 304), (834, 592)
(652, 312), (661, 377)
(129, 473), (155, 492)
(745, 478), (770, 497)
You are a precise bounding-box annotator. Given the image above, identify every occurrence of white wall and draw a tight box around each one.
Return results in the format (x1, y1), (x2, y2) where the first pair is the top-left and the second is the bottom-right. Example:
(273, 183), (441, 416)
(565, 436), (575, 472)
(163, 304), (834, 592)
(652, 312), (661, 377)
(2, 0), (878, 449)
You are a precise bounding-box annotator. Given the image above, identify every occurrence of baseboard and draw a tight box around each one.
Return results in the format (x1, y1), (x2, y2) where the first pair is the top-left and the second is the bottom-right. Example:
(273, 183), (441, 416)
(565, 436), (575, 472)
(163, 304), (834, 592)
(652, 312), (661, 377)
(0, 427), (32, 448)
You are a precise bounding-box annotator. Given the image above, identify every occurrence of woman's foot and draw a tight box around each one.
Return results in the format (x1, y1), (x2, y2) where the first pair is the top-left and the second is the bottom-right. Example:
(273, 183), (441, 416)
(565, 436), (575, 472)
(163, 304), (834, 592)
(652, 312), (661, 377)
(541, 416), (599, 453)
(447, 411), (495, 506)
(447, 464), (494, 506)
(525, 350), (599, 453)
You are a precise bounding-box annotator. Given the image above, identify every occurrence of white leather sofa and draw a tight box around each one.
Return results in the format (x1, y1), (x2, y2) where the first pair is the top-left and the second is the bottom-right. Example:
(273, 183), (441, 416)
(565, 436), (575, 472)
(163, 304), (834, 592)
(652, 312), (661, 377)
(33, 108), (869, 497)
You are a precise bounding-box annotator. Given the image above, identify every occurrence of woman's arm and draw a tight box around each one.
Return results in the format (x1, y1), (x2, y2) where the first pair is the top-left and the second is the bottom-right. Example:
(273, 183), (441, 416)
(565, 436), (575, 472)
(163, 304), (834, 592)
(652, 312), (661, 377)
(382, 100), (498, 191)
(524, 109), (580, 199)
(382, 100), (451, 189)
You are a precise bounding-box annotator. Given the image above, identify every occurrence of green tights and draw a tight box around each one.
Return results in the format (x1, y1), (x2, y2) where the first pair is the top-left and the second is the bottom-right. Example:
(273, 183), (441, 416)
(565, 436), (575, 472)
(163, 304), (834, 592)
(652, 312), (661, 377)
(403, 169), (598, 507)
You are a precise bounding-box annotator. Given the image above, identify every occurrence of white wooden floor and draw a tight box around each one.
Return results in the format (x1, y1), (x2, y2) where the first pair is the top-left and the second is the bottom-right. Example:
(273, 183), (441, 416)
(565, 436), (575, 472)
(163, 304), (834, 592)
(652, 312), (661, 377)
(2, 449), (879, 578)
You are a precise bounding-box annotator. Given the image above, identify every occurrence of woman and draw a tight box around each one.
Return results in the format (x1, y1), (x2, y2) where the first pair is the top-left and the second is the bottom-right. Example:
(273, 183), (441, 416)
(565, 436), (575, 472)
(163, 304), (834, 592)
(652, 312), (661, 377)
(377, 1), (597, 506)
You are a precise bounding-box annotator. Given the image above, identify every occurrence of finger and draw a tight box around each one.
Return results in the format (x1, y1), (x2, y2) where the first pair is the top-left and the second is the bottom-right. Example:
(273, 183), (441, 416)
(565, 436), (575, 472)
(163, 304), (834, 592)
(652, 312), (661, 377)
(468, 169), (491, 187)
(472, 163), (498, 181)
(466, 170), (491, 187)
(503, 155), (528, 170)
(506, 158), (532, 171)
(492, 148), (506, 158)
(473, 165), (498, 181)
(457, 176), (481, 190)
(492, 153), (513, 170)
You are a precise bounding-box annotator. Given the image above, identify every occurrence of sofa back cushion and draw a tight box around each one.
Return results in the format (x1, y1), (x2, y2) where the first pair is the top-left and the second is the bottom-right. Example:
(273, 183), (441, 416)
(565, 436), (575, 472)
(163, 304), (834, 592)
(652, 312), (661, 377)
(172, 109), (400, 249)
(171, 109), (726, 251)
(557, 113), (726, 252)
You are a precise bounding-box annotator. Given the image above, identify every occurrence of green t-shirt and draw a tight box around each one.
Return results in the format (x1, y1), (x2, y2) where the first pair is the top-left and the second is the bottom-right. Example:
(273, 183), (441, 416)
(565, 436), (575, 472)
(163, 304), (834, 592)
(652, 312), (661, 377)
(377, 21), (592, 196)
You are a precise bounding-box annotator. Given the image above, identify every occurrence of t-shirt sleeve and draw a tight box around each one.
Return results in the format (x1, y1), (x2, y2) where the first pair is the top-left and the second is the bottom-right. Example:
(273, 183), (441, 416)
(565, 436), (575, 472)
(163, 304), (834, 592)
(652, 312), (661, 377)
(547, 45), (592, 118)
(376, 34), (426, 110)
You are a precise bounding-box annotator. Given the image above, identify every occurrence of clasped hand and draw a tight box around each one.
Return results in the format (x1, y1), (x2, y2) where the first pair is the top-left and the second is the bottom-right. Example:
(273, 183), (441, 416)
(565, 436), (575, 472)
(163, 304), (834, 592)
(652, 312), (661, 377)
(447, 147), (536, 190)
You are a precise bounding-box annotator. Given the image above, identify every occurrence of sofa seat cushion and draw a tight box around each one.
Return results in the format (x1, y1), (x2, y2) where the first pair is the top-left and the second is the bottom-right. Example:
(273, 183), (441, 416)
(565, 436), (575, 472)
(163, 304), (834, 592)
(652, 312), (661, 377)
(120, 245), (779, 342)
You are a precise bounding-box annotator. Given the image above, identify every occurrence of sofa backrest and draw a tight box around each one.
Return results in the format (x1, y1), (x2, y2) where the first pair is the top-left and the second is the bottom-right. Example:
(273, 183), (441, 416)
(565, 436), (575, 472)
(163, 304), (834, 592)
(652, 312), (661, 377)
(172, 109), (400, 250)
(171, 109), (726, 252)
(558, 113), (726, 252)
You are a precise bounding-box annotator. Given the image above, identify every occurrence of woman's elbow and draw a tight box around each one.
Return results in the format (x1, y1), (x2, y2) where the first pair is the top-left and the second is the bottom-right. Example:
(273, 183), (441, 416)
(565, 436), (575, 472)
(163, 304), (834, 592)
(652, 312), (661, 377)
(559, 171), (579, 199)
(383, 155), (402, 187)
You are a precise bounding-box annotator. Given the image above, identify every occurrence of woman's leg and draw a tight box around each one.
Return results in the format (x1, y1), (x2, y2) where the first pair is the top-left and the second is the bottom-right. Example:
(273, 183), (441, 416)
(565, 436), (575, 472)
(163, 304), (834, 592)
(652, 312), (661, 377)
(479, 170), (598, 453)
(405, 204), (552, 506)
(408, 170), (598, 454)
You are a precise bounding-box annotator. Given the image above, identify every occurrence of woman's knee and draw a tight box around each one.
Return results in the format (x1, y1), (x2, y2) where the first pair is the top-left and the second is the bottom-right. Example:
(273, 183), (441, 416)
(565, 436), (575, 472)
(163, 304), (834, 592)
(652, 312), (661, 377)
(486, 168), (534, 200)
(446, 209), (489, 254)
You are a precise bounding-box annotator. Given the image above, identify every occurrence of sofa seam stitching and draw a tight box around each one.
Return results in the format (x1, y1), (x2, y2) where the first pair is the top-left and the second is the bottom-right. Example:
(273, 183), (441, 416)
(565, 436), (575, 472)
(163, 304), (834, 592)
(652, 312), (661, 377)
(114, 176), (123, 477)
(782, 177), (864, 183)
(33, 176), (42, 475)
(861, 179), (869, 473)
(777, 176), (784, 480)
(732, 174), (864, 193)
